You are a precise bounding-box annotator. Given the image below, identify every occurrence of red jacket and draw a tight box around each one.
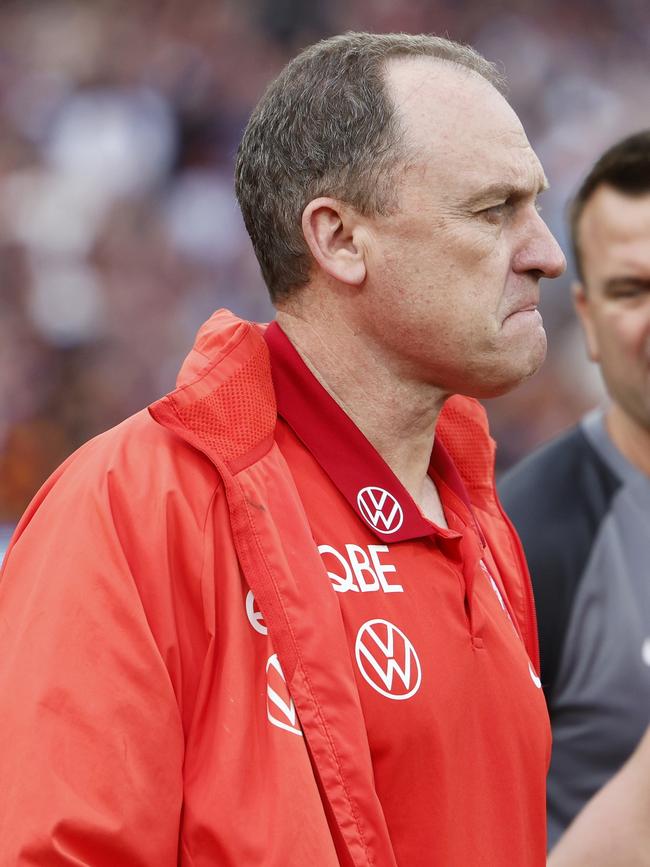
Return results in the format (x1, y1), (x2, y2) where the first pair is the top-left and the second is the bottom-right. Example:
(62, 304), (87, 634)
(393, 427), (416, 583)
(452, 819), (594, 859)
(0, 310), (542, 866)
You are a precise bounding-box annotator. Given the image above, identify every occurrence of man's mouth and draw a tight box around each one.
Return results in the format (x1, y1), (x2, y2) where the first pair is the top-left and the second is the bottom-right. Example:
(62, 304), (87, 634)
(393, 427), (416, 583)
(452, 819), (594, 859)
(503, 302), (540, 321)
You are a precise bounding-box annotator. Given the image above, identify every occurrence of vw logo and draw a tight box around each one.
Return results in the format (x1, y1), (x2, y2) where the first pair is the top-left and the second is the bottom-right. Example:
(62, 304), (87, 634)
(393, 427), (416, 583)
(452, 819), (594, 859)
(266, 654), (303, 736)
(355, 619), (421, 700)
(245, 590), (268, 635)
(357, 487), (403, 534)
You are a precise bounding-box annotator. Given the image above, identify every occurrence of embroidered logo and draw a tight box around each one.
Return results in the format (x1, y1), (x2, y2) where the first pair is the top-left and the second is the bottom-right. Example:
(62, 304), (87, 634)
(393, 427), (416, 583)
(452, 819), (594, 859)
(318, 543), (404, 593)
(356, 487), (404, 534)
(266, 654), (302, 736)
(355, 619), (421, 700)
(245, 590), (268, 635)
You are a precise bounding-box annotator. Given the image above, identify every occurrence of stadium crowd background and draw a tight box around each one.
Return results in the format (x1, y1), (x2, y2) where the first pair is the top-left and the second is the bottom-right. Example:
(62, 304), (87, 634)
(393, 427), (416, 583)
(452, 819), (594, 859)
(1, 0), (650, 552)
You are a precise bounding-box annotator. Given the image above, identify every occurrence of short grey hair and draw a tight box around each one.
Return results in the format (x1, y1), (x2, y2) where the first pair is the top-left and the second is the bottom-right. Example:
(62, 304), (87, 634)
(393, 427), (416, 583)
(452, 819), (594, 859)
(235, 32), (505, 303)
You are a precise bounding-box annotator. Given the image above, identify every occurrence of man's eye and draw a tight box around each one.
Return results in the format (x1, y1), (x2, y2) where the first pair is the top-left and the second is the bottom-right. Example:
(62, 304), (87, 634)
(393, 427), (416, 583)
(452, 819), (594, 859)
(481, 203), (508, 221)
(607, 281), (650, 299)
(614, 288), (643, 299)
(480, 198), (540, 223)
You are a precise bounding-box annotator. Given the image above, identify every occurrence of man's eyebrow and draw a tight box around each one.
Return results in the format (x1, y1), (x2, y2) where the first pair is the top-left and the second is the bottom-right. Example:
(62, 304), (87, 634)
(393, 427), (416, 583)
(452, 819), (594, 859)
(603, 276), (650, 293)
(463, 177), (549, 208)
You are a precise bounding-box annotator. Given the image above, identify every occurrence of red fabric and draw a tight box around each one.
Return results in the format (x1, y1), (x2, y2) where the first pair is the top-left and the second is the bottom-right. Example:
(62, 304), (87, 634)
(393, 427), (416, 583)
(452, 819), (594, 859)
(0, 310), (547, 866)
(267, 323), (550, 866)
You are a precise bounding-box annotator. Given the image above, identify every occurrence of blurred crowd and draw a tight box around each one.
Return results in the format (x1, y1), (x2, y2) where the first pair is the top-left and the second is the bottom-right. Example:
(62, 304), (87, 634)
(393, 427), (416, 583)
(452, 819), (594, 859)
(1, 0), (650, 528)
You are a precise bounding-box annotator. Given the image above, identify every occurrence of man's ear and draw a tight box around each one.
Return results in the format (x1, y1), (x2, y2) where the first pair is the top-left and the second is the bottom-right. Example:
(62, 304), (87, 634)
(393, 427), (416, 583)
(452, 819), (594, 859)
(572, 280), (600, 362)
(301, 197), (367, 287)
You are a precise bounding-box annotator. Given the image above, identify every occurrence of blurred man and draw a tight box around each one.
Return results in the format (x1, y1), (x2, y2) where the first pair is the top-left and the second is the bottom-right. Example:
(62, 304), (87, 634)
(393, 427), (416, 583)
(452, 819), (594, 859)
(500, 130), (650, 850)
(0, 34), (564, 866)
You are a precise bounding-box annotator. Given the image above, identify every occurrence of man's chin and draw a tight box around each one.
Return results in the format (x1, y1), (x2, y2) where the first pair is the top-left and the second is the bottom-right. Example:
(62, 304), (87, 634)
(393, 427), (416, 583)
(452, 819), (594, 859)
(508, 329), (548, 387)
(463, 346), (547, 400)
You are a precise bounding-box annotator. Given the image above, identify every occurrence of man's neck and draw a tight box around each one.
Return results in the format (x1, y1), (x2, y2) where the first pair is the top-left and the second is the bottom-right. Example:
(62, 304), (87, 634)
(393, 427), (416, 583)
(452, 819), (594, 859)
(605, 403), (650, 477)
(275, 310), (449, 512)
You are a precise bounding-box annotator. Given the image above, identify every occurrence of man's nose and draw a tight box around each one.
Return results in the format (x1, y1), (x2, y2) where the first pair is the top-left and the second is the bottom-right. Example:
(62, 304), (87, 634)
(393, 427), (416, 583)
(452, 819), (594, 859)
(514, 212), (567, 279)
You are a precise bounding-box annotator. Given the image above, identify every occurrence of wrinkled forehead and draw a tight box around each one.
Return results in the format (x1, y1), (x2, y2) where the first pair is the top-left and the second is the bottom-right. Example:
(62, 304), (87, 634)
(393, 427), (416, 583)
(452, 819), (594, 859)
(385, 57), (546, 197)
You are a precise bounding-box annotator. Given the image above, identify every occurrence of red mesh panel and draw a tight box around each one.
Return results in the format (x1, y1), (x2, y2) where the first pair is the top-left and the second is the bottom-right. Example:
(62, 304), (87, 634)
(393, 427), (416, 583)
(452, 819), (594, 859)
(174, 339), (276, 462)
(437, 398), (495, 494)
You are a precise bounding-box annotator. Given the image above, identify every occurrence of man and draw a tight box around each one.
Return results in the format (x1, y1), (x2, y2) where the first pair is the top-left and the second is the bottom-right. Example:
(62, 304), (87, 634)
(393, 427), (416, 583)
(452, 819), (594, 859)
(499, 130), (650, 850)
(0, 34), (565, 866)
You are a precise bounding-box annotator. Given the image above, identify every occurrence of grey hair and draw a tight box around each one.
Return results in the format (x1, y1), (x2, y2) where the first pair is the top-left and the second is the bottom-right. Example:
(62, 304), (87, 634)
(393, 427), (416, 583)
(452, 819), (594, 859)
(235, 32), (505, 303)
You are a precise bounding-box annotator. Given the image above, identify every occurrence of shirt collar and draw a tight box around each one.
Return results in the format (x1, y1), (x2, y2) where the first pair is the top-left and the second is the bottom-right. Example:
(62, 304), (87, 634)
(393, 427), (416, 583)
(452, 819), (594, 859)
(265, 321), (478, 543)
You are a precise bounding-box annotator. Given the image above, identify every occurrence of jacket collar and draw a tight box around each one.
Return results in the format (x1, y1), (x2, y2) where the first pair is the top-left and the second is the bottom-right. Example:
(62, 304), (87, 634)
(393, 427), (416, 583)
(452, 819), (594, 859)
(265, 320), (483, 542)
(153, 309), (498, 503)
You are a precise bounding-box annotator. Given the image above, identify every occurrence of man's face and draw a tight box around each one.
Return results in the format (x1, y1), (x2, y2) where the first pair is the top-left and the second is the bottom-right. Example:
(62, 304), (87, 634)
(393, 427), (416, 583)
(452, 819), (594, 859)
(574, 186), (650, 431)
(356, 58), (566, 398)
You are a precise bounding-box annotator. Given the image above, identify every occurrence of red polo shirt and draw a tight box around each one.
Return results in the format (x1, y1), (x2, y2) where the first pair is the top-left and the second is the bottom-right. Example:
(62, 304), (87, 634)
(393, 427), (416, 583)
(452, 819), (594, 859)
(265, 322), (549, 866)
